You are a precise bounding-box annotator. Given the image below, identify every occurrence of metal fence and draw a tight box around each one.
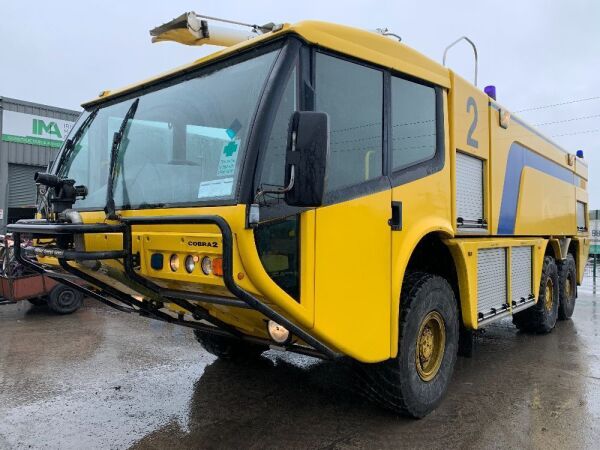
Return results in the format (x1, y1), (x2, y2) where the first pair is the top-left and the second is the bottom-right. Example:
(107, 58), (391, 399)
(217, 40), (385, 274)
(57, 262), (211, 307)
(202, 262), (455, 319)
(580, 256), (599, 295)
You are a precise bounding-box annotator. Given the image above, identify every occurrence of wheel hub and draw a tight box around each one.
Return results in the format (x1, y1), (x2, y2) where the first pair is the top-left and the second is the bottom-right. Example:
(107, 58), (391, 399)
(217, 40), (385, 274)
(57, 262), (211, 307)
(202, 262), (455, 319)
(416, 311), (446, 382)
(544, 279), (554, 312)
(58, 290), (76, 307)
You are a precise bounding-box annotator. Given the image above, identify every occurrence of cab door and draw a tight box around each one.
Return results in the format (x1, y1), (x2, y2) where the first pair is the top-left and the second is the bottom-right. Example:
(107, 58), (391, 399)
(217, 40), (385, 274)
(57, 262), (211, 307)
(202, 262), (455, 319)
(311, 52), (392, 361)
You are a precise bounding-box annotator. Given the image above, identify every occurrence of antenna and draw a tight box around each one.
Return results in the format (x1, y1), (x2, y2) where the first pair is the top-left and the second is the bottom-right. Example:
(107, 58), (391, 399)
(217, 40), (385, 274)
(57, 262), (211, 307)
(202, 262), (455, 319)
(443, 36), (478, 86)
(375, 28), (402, 42)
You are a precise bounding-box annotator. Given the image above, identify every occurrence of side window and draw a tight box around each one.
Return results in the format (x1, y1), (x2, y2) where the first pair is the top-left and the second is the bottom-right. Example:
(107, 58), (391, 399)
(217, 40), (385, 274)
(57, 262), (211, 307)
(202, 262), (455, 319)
(315, 53), (383, 192)
(257, 71), (297, 192)
(391, 76), (437, 171)
(255, 70), (300, 300)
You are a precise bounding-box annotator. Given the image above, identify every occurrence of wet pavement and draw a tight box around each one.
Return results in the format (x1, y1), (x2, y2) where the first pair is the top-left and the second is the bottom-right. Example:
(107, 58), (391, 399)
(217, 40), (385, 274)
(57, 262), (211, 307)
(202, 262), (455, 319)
(1, 288), (599, 450)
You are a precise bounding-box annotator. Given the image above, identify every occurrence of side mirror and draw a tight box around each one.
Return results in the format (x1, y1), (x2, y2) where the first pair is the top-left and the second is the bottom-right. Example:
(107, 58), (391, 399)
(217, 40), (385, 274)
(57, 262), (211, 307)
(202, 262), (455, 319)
(284, 111), (330, 207)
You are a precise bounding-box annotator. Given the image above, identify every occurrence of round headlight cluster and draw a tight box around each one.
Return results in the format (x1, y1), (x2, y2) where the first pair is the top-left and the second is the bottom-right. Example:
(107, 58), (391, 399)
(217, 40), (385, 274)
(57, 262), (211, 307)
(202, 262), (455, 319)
(169, 254), (215, 275)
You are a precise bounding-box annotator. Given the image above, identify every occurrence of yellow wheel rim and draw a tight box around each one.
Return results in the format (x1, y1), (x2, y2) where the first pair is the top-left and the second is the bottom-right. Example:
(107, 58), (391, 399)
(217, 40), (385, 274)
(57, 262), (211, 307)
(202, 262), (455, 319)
(416, 311), (446, 382)
(544, 278), (554, 312)
(565, 277), (574, 299)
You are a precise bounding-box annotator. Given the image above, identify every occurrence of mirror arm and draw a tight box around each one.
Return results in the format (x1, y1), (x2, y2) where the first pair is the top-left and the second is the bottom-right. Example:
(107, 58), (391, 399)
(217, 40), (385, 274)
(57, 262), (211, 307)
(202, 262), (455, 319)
(248, 166), (295, 229)
(254, 130), (297, 203)
(253, 165), (295, 203)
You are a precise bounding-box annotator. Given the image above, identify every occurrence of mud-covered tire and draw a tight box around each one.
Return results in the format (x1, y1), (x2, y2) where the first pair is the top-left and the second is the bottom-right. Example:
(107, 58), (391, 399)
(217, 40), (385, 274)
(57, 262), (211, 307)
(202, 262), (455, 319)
(557, 254), (577, 320)
(513, 256), (559, 333)
(194, 330), (268, 360)
(360, 272), (459, 418)
(47, 285), (83, 314)
(27, 296), (47, 306)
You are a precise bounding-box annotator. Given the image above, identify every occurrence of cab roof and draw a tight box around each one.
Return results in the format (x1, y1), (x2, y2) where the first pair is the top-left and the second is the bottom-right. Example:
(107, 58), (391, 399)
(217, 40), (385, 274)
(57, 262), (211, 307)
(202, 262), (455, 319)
(83, 20), (451, 107)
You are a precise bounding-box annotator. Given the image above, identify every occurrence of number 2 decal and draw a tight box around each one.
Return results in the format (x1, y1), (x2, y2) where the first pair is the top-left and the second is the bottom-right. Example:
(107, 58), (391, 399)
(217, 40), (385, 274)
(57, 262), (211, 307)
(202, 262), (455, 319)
(466, 96), (479, 149)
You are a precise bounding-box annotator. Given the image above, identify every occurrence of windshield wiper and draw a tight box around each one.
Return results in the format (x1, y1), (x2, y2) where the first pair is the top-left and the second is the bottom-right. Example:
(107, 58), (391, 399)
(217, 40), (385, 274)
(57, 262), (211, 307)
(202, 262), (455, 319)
(120, 202), (167, 210)
(105, 98), (140, 220)
(54, 108), (99, 174)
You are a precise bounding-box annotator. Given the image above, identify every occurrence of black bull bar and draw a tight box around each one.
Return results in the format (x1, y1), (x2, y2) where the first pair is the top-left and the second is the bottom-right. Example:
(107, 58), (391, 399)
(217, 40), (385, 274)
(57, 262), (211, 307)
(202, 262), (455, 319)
(7, 215), (336, 359)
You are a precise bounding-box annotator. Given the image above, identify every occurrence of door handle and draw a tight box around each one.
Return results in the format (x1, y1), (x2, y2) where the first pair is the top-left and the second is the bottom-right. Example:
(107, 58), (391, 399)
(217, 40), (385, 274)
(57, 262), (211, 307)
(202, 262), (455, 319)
(388, 201), (402, 231)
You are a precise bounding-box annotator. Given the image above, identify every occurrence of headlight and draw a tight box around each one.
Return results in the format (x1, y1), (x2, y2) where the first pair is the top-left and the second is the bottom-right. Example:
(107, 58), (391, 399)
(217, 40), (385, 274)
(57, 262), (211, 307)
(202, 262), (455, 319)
(169, 254), (180, 272)
(185, 255), (196, 273)
(201, 256), (212, 275)
(267, 320), (290, 344)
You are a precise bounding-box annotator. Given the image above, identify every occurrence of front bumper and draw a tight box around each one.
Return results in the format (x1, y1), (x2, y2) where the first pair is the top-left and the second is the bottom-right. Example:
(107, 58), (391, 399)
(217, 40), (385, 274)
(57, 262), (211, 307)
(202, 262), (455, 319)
(8, 215), (337, 359)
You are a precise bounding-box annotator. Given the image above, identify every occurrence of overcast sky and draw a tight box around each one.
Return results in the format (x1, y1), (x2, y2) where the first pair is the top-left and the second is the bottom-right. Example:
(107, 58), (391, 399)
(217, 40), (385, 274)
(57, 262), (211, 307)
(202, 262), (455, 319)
(1, 1), (598, 208)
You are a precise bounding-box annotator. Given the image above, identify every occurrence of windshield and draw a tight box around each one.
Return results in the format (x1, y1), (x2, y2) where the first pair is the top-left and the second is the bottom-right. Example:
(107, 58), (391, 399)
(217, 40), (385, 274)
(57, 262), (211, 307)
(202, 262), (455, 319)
(58, 48), (280, 209)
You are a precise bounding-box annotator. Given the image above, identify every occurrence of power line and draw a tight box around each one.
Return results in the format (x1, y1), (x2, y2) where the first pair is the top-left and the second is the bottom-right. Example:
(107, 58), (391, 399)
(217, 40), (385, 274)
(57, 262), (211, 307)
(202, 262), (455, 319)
(534, 113), (600, 127)
(515, 96), (600, 113)
(551, 128), (600, 138)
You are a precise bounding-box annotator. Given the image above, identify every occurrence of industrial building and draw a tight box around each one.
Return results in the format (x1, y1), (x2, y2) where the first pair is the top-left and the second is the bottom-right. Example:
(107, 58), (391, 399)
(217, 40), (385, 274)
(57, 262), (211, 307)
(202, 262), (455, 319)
(591, 210), (600, 256)
(0, 97), (79, 232)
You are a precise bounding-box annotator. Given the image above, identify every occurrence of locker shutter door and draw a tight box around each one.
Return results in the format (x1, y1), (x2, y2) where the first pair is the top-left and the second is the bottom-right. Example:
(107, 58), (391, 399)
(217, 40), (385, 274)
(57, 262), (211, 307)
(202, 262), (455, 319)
(456, 152), (484, 227)
(8, 164), (44, 208)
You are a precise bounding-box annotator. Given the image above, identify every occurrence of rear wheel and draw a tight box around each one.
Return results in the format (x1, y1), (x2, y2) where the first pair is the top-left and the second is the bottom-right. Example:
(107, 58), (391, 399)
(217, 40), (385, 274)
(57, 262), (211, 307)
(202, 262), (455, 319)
(513, 256), (559, 333)
(361, 272), (459, 418)
(47, 285), (83, 315)
(558, 254), (577, 320)
(194, 330), (268, 360)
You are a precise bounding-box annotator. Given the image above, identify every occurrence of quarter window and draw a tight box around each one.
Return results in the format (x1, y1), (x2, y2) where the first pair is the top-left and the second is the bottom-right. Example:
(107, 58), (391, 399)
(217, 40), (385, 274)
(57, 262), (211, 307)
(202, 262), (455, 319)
(315, 53), (383, 192)
(391, 76), (437, 171)
(257, 71), (297, 194)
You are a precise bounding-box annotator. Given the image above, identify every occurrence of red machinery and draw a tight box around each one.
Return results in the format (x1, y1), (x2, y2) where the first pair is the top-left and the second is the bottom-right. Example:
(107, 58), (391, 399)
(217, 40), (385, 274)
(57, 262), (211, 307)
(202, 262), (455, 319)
(0, 234), (83, 314)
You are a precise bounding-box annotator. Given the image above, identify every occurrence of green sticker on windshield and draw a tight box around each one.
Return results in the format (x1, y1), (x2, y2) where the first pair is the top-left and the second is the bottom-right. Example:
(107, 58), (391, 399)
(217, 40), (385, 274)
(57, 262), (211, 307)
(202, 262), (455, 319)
(217, 140), (239, 176)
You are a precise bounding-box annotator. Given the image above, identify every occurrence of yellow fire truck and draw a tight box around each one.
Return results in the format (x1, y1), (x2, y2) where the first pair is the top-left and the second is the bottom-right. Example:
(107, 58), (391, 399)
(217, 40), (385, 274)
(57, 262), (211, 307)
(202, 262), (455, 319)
(9, 14), (590, 417)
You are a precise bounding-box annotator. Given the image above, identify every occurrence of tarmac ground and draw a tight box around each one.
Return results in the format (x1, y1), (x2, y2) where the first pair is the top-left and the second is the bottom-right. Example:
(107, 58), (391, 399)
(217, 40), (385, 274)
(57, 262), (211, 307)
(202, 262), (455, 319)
(1, 286), (599, 449)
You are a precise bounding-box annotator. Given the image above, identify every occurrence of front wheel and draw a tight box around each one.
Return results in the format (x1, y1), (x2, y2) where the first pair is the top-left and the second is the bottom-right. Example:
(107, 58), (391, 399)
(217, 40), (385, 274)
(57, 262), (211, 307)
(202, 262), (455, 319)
(361, 272), (459, 418)
(194, 330), (268, 360)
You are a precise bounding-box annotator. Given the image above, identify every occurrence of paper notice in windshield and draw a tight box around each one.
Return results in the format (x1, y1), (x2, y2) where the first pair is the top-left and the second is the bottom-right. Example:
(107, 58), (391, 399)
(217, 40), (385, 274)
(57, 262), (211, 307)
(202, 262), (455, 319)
(197, 178), (234, 199)
(217, 140), (240, 177)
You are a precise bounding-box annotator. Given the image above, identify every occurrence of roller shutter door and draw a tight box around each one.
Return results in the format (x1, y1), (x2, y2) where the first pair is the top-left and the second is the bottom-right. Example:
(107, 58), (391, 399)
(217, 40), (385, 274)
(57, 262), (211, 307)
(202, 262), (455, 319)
(8, 164), (44, 208)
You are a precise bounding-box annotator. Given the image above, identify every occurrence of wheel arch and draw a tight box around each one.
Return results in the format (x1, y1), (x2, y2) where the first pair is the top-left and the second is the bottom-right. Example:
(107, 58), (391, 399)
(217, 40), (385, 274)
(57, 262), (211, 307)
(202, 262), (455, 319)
(390, 220), (454, 358)
(548, 237), (585, 285)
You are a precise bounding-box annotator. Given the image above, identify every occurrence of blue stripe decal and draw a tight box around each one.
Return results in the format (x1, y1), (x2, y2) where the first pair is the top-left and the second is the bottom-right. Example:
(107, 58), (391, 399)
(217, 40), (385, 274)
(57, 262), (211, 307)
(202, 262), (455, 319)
(497, 142), (577, 234)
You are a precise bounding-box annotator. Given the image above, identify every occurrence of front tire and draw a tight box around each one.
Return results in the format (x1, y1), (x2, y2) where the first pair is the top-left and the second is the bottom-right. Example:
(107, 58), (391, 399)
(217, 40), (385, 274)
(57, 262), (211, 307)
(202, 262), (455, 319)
(513, 256), (559, 333)
(558, 254), (577, 320)
(194, 330), (268, 360)
(362, 272), (459, 418)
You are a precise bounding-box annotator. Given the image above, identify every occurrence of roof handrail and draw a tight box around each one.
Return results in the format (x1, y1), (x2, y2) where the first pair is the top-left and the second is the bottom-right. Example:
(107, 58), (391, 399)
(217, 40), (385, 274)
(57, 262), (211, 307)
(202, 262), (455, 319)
(443, 36), (478, 86)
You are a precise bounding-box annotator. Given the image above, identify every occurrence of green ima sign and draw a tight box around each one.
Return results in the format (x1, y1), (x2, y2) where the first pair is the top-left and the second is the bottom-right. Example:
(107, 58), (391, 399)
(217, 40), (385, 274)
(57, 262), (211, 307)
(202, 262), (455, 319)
(32, 118), (63, 139)
(1, 110), (74, 148)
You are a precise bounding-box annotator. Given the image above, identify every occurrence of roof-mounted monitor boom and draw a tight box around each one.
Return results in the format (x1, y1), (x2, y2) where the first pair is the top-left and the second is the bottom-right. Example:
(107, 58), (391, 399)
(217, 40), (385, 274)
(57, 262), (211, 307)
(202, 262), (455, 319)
(150, 11), (281, 47)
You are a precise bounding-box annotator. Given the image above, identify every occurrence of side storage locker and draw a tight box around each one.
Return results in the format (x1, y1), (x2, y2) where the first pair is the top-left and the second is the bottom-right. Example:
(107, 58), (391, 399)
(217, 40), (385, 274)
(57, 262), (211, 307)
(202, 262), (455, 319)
(477, 248), (507, 320)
